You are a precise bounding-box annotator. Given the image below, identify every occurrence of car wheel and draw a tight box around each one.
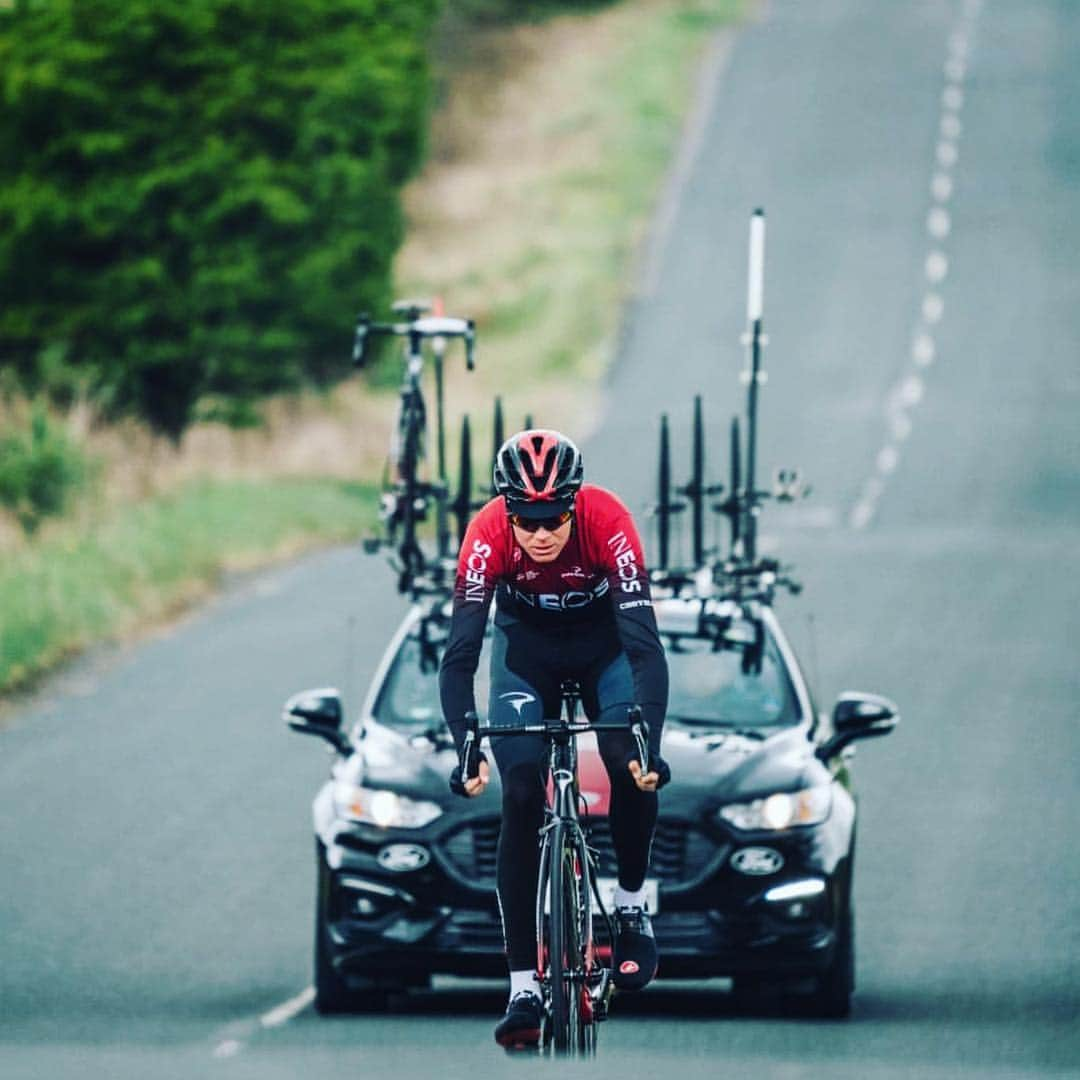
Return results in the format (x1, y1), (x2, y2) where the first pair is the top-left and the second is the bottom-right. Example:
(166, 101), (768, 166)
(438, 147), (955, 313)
(313, 845), (388, 1015)
(809, 895), (854, 1019)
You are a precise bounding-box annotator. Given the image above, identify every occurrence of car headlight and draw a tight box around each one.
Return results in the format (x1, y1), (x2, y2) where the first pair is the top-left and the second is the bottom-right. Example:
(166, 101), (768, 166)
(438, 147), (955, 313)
(332, 783), (442, 829)
(718, 785), (832, 831)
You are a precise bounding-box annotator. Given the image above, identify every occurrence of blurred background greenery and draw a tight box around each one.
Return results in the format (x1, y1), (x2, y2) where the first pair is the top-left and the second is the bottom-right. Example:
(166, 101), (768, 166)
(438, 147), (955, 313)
(0, 0), (739, 693)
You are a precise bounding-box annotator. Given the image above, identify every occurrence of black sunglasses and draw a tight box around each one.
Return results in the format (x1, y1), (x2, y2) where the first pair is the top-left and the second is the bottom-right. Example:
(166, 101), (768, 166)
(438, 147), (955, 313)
(508, 509), (573, 533)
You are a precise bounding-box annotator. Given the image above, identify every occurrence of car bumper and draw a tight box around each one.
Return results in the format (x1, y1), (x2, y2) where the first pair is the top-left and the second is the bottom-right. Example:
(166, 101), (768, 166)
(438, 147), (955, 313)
(324, 867), (841, 982)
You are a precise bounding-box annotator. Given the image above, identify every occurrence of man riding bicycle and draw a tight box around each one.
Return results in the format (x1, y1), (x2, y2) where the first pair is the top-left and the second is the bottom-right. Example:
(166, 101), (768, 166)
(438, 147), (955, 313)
(439, 429), (670, 1049)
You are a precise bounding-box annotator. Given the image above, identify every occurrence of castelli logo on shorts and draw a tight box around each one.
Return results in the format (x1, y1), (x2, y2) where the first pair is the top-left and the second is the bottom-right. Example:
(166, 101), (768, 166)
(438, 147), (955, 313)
(619, 961), (640, 975)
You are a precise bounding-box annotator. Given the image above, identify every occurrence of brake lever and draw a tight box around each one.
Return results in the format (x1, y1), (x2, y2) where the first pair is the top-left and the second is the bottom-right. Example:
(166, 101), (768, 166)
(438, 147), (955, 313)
(629, 707), (649, 776)
(352, 314), (370, 367)
(460, 711), (480, 782)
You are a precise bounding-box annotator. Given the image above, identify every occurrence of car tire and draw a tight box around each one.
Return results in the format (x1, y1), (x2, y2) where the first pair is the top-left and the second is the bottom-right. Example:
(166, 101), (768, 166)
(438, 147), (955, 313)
(810, 895), (854, 1019)
(313, 845), (389, 1015)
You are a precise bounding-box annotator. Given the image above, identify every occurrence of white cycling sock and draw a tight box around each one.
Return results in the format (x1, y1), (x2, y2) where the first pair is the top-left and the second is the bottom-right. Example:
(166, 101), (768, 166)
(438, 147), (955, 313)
(614, 884), (647, 910)
(509, 969), (541, 1001)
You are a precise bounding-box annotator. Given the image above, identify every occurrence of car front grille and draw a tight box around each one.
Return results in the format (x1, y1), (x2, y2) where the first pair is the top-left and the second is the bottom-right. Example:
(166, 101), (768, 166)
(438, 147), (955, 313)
(437, 815), (719, 890)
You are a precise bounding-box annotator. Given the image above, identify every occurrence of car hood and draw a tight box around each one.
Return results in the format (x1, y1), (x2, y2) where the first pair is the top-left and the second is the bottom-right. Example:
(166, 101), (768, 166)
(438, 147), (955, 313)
(351, 718), (827, 818)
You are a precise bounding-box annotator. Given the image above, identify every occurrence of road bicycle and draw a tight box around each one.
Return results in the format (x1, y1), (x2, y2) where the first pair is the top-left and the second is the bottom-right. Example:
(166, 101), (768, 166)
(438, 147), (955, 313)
(353, 299), (476, 596)
(459, 683), (650, 1056)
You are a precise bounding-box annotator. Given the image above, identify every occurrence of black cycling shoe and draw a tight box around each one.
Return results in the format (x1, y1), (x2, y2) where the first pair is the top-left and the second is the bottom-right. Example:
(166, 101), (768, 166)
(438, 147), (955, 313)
(612, 905), (658, 991)
(494, 991), (544, 1050)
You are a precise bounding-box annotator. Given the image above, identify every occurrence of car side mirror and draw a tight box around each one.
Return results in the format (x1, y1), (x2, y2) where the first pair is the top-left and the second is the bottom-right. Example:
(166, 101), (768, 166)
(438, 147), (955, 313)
(816, 691), (899, 762)
(283, 687), (351, 754)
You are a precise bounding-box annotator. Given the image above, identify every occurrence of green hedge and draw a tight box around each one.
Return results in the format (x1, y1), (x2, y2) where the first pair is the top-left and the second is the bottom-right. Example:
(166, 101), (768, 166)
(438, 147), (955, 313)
(0, 0), (439, 439)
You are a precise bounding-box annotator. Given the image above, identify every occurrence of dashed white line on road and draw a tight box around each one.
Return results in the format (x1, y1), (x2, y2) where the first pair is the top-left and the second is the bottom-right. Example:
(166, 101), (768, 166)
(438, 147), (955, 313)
(913, 333), (936, 367)
(926, 251), (949, 283)
(877, 446), (901, 475)
(941, 112), (963, 140)
(937, 140), (959, 168)
(851, 0), (981, 531)
(932, 172), (954, 201)
(928, 207), (952, 238)
(214, 1040), (244, 1059)
(943, 85), (965, 111)
(899, 374), (926, 407)
(261, 986), (315, 1029)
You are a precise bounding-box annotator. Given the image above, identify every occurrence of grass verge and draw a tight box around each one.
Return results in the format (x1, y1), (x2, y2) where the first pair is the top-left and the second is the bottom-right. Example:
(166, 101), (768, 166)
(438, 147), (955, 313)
(0, 478), (376, 694)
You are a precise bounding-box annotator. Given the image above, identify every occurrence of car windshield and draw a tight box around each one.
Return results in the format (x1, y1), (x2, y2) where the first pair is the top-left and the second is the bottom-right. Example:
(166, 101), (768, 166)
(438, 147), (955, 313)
(371, 621), (799, 733)
(664, 631), (800, 728)
(371, 631), (492, 735)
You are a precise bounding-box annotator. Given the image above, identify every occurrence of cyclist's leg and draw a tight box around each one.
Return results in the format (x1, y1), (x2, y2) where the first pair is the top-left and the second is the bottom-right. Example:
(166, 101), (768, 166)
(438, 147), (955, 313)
(583, 645), (660, 989)
(582, 647), (658, 894)
(488, 619), (561, 976)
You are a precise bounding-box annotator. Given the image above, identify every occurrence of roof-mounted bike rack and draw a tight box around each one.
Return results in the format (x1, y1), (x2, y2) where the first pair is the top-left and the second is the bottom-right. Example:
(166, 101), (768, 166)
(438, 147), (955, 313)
(650, 209), (810, 613)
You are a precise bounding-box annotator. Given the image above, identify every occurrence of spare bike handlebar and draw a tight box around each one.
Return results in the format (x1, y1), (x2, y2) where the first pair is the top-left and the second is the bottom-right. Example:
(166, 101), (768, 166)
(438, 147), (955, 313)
(352, 312), (476, 370)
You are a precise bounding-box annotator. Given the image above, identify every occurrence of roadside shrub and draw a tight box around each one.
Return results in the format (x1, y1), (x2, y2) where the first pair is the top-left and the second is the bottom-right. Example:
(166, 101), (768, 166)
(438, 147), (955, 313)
(0, 0), (440, 440)
(0, 407), (91, 534)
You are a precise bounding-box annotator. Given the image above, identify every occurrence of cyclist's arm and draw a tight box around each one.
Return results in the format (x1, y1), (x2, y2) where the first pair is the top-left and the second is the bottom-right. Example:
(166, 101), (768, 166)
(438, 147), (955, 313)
(588, 491), (669, 756)
(438, 501), (503, 755)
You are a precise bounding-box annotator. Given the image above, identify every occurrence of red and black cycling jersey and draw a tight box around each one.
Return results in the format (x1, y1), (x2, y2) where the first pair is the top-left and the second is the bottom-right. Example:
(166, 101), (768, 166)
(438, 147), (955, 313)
(439, 484), (669, 751)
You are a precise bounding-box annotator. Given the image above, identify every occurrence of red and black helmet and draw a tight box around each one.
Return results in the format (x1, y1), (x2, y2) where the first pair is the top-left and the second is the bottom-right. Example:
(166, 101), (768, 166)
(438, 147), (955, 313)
(493, 429), (584, 517)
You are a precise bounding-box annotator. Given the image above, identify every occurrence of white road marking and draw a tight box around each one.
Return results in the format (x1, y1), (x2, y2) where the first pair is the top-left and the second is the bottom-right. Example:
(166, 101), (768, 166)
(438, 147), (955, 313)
(913, 333), (936, 367)
(932, 172), (954, 201)
(927, 207), (952, 239)
(900, 375), (926, 407)
(941, 113), (963, 140)
(260, 986), (315, 1028)
(214, 1040), (244, 1059)
(942, 85), (965, 112)
(937, 140), (959, 168)
(922, 293), (945, 323)
(926, 251), (949, 283)
(850, 501), (875, 531)
(849, 0), (981, 532)
(877, 446), (900, 475)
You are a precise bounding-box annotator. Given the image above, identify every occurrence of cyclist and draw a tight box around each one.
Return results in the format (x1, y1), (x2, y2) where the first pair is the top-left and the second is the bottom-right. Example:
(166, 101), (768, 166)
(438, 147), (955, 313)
(439, 429), (670, 1049)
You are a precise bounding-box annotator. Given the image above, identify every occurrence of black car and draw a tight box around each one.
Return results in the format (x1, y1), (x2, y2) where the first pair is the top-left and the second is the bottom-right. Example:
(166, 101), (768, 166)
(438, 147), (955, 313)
(285, 593), (898, 1018)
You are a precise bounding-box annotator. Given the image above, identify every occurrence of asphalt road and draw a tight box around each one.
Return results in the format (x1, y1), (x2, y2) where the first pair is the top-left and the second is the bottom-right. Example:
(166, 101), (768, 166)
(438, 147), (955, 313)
(3, 1), (1079, 1077)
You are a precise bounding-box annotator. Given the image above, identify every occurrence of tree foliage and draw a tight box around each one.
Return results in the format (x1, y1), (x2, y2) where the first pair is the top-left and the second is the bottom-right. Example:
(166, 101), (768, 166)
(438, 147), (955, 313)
(0, 0), (440, 439)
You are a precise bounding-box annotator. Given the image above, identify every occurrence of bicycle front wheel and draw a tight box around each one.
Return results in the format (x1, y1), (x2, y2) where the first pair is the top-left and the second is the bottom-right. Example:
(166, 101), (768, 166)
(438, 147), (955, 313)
(548, 821), (588, 1056)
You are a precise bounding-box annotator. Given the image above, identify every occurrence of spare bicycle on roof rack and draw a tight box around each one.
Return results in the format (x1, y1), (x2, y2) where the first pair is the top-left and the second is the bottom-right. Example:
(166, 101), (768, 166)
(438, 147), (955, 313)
(352, 298), (477, 601)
